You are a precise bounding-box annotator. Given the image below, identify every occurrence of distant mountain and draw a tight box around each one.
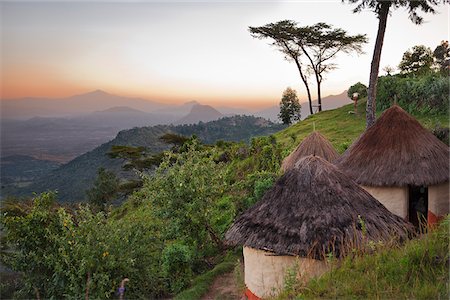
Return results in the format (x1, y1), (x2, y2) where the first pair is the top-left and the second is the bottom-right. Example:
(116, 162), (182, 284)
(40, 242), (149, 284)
(77, 106), (178, 129)
(1, 90), (169, 119)
(252, 90), (351, 121)
(175, 104), (224, 125)
(8, 116), (286, 202)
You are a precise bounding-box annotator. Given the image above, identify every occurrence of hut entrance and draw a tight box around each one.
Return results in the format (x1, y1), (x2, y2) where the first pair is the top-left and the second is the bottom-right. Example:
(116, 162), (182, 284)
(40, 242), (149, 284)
(408, 186), (428, 229)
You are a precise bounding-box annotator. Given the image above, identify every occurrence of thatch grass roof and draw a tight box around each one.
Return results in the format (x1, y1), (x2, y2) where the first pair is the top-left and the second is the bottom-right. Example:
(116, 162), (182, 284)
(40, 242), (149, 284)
(336, 105), (449, 187)
(225, 155), (412, 259)
(281, 131), (339, 172)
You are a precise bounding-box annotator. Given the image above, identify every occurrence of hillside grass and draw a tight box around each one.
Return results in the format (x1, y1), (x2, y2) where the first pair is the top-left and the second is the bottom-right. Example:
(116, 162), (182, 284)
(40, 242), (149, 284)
(277, 217), (449, 300)
(275, 99), (449, 154)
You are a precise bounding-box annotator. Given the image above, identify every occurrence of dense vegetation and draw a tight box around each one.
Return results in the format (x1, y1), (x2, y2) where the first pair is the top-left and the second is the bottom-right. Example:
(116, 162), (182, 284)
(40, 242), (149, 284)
(2, 94), (448, 298)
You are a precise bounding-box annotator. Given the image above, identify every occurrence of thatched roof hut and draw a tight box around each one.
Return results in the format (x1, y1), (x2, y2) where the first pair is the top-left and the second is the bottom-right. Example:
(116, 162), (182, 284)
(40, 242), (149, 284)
(227, 155), (411, 258)
(225, 155), (412, 299)
(336, 105), (449, 225)
(336, 105), (448, 187)
(281, 131), (338, 172)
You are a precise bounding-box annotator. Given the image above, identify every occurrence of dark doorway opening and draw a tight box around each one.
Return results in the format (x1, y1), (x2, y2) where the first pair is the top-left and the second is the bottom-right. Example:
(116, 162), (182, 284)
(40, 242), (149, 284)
(408, 185), (428, 229)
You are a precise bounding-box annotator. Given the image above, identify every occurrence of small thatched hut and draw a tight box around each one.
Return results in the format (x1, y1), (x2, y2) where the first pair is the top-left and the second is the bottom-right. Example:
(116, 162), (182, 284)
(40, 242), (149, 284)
(336, 105), (449, 226)
(281, 131), (339, 172)
(226, 156), (411, 299)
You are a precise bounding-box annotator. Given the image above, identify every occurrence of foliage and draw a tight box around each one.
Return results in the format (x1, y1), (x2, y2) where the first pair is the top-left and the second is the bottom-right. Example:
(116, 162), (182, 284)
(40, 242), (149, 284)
(347, 82), (368, 99)
(277, 216), (450, 299)
(376, 73), (449, 113)
(398, 45), (434, 76)
(433, 40), (449, 74)
(279, 87), (301, 125)
(86, 167), (119, 212)
(1, 192), (168, 299)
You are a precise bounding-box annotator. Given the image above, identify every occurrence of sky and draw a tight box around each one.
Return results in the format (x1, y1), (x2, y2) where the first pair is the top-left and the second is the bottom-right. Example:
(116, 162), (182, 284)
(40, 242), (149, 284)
(1, 0), (448, 109)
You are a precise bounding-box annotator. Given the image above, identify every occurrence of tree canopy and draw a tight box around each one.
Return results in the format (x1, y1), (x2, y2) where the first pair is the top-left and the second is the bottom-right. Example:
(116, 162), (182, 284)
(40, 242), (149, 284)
(249, 20), (366, 114)
(398, 45), (434, 76)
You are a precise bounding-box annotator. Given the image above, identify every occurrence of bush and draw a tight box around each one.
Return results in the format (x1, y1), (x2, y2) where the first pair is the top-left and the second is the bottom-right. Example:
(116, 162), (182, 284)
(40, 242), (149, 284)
(1, 192), (166, 299)
(377, 74), (449, 113)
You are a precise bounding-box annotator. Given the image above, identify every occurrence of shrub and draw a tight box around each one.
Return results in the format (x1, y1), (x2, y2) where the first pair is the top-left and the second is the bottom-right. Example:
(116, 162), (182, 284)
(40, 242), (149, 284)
(377, 74), (449, 113)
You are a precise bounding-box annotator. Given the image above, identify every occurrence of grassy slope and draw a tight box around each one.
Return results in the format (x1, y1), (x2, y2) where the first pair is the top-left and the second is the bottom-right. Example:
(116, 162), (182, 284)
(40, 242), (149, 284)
(275, 99), (449, 154)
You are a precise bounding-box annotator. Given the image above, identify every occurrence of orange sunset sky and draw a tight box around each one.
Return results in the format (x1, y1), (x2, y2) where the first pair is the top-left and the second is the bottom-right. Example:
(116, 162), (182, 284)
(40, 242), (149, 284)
(1, 1), (448, 109)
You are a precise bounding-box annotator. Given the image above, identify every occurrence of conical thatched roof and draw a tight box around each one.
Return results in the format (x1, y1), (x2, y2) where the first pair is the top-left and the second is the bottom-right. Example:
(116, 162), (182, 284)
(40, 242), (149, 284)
(336, 105), (449, 187)
(225, 156), (412, 259)
(281, 131), (339, 172)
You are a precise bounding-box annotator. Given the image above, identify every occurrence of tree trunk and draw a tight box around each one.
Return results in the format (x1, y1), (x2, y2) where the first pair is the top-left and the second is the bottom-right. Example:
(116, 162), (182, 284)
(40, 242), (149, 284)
(205, 222), (223, 250)
(294, 58), (313, 115)
(316, 72), (322, 112)
(366, 2), (391, 128)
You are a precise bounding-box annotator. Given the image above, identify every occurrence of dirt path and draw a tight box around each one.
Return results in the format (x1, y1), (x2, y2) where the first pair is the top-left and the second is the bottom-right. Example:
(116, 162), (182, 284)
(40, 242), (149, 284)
(201, 265), (245, 300)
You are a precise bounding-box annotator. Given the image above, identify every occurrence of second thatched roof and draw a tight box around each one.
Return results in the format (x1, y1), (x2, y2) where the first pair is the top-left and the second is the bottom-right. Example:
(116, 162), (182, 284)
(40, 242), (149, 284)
(336, 105), (449, 187)
(225, 155), (412, 259)
(281, 131), (339, 172)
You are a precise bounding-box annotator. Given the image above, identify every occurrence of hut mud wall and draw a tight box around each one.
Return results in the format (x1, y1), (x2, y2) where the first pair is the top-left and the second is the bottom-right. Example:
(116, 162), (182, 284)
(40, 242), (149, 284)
(428, 182), (449, 224)
(243, 247), (327, 299)
(362, 186), (408, 218)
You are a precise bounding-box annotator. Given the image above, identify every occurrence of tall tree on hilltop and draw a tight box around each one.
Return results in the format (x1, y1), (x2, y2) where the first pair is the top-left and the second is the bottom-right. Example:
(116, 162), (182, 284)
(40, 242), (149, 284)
(249, 21), (314, 115)
(343, 0), (445, 128)
(279, 87), (301, 125)
(294, 23), (367, 112)
(398, 45), (434, 76)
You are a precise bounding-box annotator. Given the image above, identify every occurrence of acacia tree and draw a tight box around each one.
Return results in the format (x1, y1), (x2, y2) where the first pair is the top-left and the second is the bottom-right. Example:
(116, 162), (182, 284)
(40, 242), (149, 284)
(294, 23), (367, 112)
(250, 21), (366, 114)
(344, 0), (445, 127)
(249, 21), (314, 115)
(279, 87), (301, 125)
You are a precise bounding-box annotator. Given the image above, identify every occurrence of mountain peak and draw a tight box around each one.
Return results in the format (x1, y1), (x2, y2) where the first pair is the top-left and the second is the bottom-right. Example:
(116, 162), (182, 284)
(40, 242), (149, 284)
(176, 104), (224, 125)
